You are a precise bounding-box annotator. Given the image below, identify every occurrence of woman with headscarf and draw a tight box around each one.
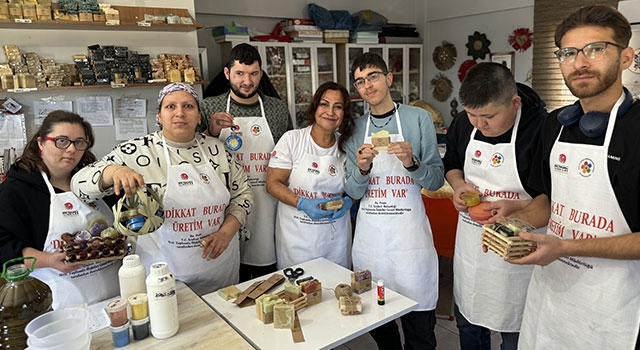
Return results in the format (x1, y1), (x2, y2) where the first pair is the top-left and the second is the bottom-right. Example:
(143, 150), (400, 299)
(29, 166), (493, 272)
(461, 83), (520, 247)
(71, 83), (253, 295)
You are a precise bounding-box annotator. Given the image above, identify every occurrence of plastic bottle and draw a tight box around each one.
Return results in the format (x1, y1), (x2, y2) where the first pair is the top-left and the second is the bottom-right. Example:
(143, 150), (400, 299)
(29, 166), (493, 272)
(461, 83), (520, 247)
(0, 257), (52, 349)
(145, 262), (178, 339)
(118, 255), (146, 300)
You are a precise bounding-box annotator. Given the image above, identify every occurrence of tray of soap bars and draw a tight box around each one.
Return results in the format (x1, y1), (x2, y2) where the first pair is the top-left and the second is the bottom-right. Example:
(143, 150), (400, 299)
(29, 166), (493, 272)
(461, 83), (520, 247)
(481, 218), (537, 259)
(60, 219), (128, 266)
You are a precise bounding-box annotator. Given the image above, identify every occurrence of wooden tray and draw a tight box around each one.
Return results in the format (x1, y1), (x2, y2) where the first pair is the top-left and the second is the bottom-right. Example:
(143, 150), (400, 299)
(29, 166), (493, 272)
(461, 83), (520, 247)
(482, 220), (537, 259)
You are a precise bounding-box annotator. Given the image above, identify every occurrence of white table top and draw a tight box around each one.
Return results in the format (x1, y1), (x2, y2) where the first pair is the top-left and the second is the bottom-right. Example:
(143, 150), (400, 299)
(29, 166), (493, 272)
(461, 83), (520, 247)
(202, 257), (418, 350)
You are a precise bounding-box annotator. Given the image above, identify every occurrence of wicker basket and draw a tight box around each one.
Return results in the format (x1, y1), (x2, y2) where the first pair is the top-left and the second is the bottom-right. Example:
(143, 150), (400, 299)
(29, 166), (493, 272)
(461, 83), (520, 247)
(481, 218), (537, 259)
(113, 186), (164, 236)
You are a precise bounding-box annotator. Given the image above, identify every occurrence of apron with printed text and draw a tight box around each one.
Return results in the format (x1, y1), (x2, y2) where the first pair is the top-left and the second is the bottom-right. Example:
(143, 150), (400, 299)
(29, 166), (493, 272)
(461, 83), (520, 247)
(31, 172), (119, 310)
(352, 110), (438, 310)
(455, 108), (535, 331)
(220, 94), (277, 266)
(136, 136), (236, 296)
(275, 127), (351, 269)
(519, 92), (640, 349)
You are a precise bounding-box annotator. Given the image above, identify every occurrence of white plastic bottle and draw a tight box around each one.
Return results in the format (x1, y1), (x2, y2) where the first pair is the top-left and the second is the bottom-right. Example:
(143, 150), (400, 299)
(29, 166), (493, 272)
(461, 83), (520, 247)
(146, 262), (179, 339)
(118, 255), (147, 300)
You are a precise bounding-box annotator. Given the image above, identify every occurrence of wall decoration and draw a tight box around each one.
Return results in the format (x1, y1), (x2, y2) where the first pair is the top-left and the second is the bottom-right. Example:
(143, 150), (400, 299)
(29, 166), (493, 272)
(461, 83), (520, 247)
(508, 28), (533, 52)
(629, 48), (640, 74)
(433, 41), (457, 71)
(457, 59), (477, 82)
(491, 51), (515, 74)
(450, 98), (459, 118)
(465, 31), (491, 60)
(430, 73), (453, 102)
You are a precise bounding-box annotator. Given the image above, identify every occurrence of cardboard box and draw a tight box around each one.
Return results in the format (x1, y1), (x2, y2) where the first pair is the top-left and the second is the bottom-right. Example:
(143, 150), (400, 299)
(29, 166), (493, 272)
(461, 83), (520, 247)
(79, 12), (93, 21)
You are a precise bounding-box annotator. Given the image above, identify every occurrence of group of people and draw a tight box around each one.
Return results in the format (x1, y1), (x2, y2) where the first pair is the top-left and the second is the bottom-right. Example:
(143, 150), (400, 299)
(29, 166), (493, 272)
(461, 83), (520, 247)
(1, 4), (639, 349)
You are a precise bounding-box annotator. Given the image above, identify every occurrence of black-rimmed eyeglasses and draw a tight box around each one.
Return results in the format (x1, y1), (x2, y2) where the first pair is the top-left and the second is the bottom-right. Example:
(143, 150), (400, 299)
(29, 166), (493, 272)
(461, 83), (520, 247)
(43, 136), (91, 151)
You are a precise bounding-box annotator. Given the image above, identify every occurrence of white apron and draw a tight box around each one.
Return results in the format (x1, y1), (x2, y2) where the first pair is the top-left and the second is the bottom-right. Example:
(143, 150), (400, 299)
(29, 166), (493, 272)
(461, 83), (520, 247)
(454, 108), (535, 332)
(32, 172), (119, 310)
(220, 94), (277, 266)
(275, 127), (351, 269)
(352, 110), (438, 311)
(136, 136), (237, 296)
(519, 92), (640, 349)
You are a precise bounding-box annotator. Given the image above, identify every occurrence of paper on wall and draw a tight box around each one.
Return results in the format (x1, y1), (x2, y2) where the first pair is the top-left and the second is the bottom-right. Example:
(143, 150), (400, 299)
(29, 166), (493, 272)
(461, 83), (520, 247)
(116, 98), (146, 118)
(76, 96), (113, 126)
(115, 118), (147, 140)
(33, 100), (73, 125)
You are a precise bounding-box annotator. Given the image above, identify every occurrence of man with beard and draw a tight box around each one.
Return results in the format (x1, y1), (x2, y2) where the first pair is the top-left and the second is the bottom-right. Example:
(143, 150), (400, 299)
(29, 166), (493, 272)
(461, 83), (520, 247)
(201, 43), (292, 281)
(507, 5), (640, 349)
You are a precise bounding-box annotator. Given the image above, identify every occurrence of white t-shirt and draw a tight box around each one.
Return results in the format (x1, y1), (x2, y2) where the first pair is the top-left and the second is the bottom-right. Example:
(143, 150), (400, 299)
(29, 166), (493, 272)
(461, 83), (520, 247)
(269, 125), (345, 170)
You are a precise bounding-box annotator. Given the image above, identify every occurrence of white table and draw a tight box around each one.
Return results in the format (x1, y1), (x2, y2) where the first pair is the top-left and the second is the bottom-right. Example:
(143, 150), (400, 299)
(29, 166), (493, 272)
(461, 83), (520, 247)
(202, 257), (418, 350)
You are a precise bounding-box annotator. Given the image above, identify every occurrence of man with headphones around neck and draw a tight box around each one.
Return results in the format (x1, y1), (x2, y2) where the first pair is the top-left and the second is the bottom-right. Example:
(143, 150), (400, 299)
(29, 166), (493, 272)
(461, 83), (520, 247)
(508, 5), (640, 349)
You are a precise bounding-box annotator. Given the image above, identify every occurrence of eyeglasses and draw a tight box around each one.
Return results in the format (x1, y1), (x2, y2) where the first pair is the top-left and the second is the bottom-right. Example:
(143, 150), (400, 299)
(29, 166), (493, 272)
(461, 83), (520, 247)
(353, 71), (387, 89)
(43, 136), (91, 151)
(554, 41), (624, 63)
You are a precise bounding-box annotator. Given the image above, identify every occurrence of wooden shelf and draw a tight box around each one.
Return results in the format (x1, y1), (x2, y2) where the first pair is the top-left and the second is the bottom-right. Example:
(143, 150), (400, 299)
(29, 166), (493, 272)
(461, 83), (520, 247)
(1, 81), (208, 94)
(0, 5), (203, 32)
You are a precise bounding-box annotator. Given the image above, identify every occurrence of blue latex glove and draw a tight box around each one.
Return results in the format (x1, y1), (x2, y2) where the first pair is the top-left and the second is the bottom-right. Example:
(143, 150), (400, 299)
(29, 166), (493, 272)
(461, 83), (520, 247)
(328, 196), (353, 222)
(296, 197), (333, 220)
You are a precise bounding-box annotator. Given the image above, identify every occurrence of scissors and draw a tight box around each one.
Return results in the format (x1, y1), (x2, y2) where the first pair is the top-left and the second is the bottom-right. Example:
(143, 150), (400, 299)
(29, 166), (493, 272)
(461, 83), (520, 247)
(283, 267), (304, 282)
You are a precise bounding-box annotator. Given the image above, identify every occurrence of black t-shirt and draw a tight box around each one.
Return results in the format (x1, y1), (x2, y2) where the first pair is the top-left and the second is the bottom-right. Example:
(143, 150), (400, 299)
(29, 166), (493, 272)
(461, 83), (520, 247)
(528, 101), (640, 232)
(443, 83), (547, 198)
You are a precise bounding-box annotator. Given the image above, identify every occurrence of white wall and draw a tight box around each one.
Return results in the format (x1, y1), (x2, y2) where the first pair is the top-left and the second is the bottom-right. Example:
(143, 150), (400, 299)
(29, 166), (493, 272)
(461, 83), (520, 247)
(424, 5), (534, 127)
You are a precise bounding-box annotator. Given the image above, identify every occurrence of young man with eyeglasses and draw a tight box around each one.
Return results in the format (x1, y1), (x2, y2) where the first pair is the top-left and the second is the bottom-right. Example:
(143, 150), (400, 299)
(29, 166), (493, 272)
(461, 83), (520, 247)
(507, 5), (640, 349)
(344, 52), (444, 350)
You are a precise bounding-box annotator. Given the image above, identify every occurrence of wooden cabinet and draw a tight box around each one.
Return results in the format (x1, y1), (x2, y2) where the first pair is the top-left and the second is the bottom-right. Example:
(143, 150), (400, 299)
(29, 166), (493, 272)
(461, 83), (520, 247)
(337, 44), (423, 117)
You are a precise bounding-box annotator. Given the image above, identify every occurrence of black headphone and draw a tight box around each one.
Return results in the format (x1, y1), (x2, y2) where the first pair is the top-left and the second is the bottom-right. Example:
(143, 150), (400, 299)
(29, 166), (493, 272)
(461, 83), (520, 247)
(557, 87), (634, 138)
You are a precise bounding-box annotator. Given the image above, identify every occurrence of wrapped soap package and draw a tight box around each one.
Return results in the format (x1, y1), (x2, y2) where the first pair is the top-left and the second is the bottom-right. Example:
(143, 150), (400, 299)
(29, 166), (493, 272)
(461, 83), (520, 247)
(300, 279), (322, 306)
(339, 296), (362, 315)
(255, 294), (282, 324)
(351, 269), (372, 294)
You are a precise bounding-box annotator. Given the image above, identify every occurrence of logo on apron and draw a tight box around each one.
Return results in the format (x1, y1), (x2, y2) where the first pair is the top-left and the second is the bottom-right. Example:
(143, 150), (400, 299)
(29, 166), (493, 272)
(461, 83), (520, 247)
(251, 124), (262, 136)
(307, 161), (320, 175)
(579, 158), (594, 177)
(178, 172), (194, 186)
(328, 164), (337, 176)
(64, 202), (73, 210)
(471, 149), (482, 166)
(554, 153), (569, 174)
(490, 152), (504, 167)
(200, 173), (210, 184)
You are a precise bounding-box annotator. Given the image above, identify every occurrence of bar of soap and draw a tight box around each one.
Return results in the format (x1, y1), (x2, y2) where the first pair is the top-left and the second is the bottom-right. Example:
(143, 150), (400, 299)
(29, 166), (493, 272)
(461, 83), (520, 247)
(351, 269), (372, 294)
(339, 296), (362, 315)
(300, 279), (322, 306)
(320, 199), (343, 211)
(283, 281), (302, 301)
(256, 294), (283, 314)
(460, 192), (480, 207)
(218, 285), (241, 301)
(273, 304), (295, 329)
(371, 130), (390, 150)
